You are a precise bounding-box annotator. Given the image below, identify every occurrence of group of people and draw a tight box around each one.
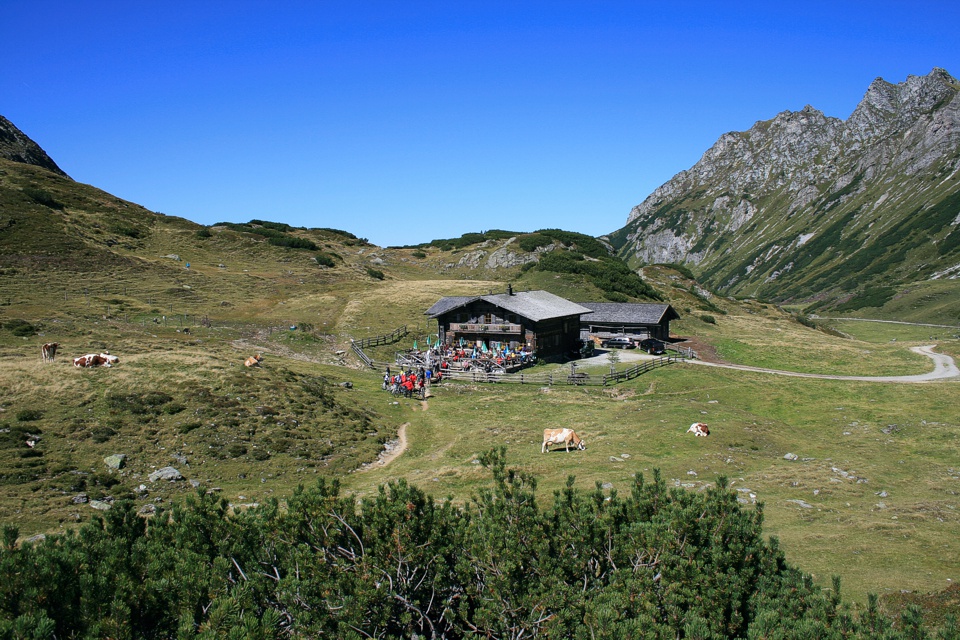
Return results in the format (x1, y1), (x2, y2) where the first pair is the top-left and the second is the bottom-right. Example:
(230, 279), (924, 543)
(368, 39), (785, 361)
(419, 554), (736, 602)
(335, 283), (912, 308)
(429, 341), (536, 373)
(382, 366), (438, 399)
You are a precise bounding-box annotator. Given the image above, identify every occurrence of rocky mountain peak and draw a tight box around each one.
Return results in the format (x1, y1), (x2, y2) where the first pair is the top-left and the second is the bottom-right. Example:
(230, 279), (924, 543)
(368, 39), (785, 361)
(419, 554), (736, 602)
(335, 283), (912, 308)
(0, 115), (69, 178)
(611, 68), (960, 309)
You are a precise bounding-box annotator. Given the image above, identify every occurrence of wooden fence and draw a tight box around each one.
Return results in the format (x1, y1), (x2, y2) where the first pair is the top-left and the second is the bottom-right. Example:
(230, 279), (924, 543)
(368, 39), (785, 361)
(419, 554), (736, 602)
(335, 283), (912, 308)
(437, 355), (682, 387)
(353, 325), (408, 350)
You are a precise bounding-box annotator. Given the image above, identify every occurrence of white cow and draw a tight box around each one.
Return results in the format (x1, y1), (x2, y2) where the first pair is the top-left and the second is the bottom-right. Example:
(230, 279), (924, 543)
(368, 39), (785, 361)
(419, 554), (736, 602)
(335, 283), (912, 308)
(542, 428), (586, 453)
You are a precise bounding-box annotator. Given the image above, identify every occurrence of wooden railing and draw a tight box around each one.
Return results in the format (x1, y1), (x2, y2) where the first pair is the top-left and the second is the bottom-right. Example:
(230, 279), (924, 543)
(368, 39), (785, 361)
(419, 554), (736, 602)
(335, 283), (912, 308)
(600, 356), (681, 385)
(354, 325), (408, 349)
(449, 323), (522, 334)
(350, 325), (409, 369)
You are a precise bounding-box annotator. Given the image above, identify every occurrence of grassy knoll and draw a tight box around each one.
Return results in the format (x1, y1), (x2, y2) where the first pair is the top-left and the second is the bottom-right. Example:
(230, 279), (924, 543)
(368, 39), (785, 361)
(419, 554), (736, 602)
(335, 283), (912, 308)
(0, 337), (403, 537)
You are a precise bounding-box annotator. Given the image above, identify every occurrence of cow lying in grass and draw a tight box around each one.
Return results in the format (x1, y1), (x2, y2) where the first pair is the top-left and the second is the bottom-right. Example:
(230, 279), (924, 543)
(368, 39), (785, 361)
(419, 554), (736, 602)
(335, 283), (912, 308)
(245, 354), (263, 367)
(687, 422), (710, 437)
(542, 428), (586, 453)
(74, 353), (117, 368)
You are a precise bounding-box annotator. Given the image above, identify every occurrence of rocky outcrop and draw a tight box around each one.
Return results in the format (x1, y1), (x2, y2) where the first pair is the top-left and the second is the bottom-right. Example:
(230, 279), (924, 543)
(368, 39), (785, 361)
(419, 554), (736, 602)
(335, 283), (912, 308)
(0, 115), (69, 177)
(611, 68), (960, 304)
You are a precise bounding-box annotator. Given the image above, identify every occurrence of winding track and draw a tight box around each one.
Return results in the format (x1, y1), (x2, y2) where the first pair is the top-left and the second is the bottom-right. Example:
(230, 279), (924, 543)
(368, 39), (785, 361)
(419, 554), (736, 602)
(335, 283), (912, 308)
(684, 344), (959, 383)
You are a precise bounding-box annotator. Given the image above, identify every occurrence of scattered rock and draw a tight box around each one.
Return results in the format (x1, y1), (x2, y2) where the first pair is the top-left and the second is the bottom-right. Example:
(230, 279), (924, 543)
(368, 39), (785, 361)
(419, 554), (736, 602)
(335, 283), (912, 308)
(103, 454), (126, 470)
(339, 381), (353, 389)
(71, 493), (89, 504)
(783, 453), (798, 461)
(787, 499), (814, 509)
(162, 254), (181, 261)
(601, 482), (614, 490)
(138, 504), (157, 515)
(23, 534), (46, 544)
(609, 456), (623, 463)
(89, 500), (112, 511)
(148, 467), (183, 482)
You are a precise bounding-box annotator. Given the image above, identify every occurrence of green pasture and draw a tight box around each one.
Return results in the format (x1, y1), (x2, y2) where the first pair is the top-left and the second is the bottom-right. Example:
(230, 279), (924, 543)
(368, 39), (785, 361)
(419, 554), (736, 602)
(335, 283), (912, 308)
(343, 361), (960, 603)
(823, 318), (960, 343)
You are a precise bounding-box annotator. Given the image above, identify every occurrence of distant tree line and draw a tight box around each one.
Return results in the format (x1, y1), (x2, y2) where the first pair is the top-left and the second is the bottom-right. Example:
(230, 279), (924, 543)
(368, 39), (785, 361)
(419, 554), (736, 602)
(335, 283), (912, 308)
(1, 448), (951, 639)
(207, 220), (370, 252)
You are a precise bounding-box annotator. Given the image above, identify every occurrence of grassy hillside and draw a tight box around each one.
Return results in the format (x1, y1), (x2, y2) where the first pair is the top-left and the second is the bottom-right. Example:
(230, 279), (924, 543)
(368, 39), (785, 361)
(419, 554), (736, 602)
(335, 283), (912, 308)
(2, 159), (960, 620)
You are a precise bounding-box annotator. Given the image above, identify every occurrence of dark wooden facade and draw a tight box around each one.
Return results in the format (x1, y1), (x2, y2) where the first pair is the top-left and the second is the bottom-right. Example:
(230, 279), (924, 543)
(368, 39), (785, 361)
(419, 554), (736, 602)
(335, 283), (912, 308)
(578, 302), (680, 341)
(426, 289), (590, 359)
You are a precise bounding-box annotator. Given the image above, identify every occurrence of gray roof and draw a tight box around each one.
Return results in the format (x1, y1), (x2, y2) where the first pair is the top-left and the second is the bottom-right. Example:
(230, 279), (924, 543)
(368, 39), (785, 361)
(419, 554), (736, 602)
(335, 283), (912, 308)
(579, 302), (679, 324)
(426, 290), (591, 322)
(425, 296), (477, 317)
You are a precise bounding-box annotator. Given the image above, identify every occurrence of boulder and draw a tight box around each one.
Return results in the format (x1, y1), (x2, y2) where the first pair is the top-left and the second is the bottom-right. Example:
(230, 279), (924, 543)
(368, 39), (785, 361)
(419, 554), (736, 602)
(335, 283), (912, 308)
(104, 454), (126, 470)
(148, 467), (183, 482)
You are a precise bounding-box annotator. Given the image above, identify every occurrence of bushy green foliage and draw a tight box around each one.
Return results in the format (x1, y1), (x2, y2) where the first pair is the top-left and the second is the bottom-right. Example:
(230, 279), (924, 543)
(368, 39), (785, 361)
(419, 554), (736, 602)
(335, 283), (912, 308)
(267, 235), (317, 251)
(14, 410), (41, 422)
(21, 187), (63, 210)
(700, 314), (717, 324)
(314, 252), (336, 267)
(834, 286), (897, 312)
(195, 227), (212, 239)
(216, 220), (318, 251)
(366, 267), (385, 280)
(661, 262), (696, 280)
(0, 451), (938, 638)
(108, 223), (144, 239)
(536, 252), (662, 301)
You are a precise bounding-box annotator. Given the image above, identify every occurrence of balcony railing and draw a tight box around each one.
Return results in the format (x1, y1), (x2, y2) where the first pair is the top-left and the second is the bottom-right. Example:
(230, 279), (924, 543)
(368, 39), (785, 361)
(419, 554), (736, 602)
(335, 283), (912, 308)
(450, 323), (522, 334)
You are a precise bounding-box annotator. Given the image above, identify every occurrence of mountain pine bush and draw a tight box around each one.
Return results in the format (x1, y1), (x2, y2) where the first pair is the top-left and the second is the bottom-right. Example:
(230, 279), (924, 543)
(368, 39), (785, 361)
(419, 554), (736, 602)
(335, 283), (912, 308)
(0, 448), (950, 638)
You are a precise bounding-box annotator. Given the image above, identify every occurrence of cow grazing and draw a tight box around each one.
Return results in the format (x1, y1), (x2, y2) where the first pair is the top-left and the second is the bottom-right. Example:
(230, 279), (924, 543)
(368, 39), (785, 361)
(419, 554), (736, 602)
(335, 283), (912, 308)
(542, 428), (586, 453)
(74, 354), (108, 368)
(41, 342), (59, 362)
(687, 422), (710, 437)
(244, 354), (263, 367)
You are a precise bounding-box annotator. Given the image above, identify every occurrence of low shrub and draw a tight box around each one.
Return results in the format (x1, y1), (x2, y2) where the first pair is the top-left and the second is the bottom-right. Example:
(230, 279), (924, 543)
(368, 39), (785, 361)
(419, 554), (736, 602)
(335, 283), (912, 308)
(366, 267), (385, 280)
(4, 319), (37, 336)
(315, 253), (336, 267)
(15, 409), (42, 422)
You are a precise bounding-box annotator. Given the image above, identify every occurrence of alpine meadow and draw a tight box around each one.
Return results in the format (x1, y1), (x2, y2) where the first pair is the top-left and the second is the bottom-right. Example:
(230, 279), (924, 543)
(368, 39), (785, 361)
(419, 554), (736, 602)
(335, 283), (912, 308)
(0, 69), (959, 638)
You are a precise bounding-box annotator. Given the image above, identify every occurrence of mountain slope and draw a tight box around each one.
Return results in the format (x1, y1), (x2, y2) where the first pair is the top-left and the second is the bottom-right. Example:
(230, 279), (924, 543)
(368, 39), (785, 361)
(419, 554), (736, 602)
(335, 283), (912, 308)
(608, 68), (960, 314)
(0, 115), (68, 177)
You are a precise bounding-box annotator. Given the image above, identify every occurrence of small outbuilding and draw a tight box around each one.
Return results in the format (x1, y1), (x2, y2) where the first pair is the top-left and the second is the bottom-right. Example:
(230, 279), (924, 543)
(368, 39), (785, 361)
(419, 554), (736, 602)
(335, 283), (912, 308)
(578, 302), (680, 342)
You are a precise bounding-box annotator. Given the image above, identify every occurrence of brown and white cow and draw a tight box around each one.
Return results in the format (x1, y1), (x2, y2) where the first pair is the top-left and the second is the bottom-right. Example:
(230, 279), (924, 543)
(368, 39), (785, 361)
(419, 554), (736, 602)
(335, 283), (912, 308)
(542, 428), (586, 453)
(74, 354), (108, 368)
(244, 354), (263, 367)
(686, 422), (710, 437)
(41, 342), (60, 362)
(99, 353), (119, 365)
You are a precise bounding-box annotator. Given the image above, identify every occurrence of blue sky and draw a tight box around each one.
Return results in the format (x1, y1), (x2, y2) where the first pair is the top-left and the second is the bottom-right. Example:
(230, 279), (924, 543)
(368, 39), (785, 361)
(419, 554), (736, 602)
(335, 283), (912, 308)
(3, 2), (959, 247)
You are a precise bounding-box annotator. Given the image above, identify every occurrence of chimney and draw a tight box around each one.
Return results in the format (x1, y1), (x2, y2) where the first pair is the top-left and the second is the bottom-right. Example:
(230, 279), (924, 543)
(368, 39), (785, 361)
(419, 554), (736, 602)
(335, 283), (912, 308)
(507, 283), (514, 296)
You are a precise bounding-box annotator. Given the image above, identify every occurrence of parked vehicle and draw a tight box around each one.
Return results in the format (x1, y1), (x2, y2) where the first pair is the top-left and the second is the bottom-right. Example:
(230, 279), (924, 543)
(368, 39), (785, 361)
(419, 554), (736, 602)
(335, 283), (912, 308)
(601, 337), (635, 349)
(639, 338), (666, 355)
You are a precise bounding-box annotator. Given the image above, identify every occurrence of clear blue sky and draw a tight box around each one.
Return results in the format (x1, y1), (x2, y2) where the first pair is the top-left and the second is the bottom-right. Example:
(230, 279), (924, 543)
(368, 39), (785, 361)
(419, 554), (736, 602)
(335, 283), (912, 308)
(3, 2), (959, 247)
